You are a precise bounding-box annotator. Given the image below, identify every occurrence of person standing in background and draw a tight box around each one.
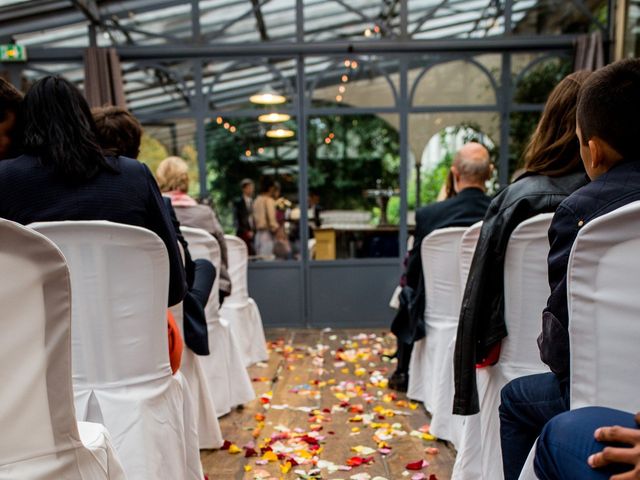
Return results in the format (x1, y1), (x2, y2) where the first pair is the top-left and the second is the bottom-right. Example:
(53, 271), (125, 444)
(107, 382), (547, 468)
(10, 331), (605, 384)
(234, 178), (256, 255)
(253, 177), (279, 258)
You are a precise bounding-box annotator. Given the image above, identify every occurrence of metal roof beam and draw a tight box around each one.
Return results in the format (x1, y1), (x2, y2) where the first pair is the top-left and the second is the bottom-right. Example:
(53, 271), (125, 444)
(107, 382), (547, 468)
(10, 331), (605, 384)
(24, 35), (578, 62)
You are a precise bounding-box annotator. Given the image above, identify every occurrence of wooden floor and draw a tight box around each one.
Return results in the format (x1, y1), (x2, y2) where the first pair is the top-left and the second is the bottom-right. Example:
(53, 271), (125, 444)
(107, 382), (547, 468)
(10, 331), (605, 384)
(201, 329), (456, 480)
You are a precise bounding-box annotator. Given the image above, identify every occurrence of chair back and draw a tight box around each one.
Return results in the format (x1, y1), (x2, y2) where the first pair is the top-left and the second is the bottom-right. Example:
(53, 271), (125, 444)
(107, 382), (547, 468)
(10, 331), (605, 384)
(224, 234), (250, 302)
(459, 221), (483, 293)
(501, 213), (553, 374)
(568, 201), (640, 412)
(181, 227), (222, 317)
(0, 219), (81, 466)
(421, 227), (468, 327)
(30, 221), (172, 387)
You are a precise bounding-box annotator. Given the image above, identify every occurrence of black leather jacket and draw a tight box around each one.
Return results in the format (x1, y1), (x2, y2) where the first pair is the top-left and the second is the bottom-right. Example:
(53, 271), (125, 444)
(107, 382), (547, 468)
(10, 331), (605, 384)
(452, 171), (588, 415)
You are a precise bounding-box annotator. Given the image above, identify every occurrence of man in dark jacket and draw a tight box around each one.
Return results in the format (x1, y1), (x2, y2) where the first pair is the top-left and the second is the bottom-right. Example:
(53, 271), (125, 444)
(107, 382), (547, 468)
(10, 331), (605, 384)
(499, 58), (640, 480)
(233, 178), (256, 255)
(389, 142), (493, 390)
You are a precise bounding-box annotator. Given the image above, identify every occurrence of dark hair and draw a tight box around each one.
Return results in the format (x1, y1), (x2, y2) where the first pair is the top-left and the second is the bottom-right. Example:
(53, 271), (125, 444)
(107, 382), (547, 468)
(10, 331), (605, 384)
(21, 76), (114, 182)
(523, 71), (591, 177)
(0, 78), (23, 122)
(92, 106), (142, 159)
(259, 176), (275, 194)
(577, 58), (640, 160)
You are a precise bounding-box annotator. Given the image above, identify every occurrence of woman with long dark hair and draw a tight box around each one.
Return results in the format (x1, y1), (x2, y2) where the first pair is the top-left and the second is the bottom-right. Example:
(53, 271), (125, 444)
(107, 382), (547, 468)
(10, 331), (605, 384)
(452, 71), (592, 417)
(0, 76), (186, 306)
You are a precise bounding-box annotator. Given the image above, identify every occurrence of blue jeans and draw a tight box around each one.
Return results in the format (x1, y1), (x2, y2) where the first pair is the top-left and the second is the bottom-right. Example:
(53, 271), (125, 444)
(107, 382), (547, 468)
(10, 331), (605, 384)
(535, 407), (637, 480)
(499, 372), (570, 480)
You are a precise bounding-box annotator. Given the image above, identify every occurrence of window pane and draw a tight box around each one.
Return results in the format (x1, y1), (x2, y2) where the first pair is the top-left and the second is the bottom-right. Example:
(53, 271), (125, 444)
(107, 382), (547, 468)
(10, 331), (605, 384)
(308, 114), (400, 260)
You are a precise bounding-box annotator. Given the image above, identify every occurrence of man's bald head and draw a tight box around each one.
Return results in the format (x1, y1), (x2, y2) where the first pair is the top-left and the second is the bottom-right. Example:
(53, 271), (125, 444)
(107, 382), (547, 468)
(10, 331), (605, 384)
(451, 142), (492, 192)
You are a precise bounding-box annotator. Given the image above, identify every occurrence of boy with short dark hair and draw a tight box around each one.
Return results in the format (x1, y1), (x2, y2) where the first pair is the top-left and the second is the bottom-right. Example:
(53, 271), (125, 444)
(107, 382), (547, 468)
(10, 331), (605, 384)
(499, 58), (640, 480)
(0, 77), (23, 160)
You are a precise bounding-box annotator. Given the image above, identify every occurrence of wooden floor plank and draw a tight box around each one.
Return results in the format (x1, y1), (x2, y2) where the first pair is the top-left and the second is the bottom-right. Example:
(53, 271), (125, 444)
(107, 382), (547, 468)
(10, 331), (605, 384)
(203, 329), (456, 479)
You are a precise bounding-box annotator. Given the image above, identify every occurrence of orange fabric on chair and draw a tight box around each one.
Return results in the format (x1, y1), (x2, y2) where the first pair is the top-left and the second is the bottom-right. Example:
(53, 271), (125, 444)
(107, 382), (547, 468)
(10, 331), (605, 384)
(167, 310), (183, 374)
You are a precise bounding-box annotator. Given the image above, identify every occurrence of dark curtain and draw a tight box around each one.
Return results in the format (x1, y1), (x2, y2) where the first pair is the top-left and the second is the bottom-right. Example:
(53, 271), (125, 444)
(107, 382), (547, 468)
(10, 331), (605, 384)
(574, 31), (605, 71)
(83, 47), (126, 108)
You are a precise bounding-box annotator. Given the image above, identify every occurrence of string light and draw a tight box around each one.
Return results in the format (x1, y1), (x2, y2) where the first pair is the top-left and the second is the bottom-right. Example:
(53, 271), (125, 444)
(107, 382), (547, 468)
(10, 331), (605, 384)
(341, 74), (349, 83)
(364, 28), (372, 37)
(324, 137), (331, 144)
(329, 132), (335, 139)
(336, 95), (343, 102)
(216, 116), (223, 124)
(344, 59), (351, 68)
(338, 85), (346, 93)
(229, 126), (237, 133)
(223, 122), (230, 129)
(258, 147), (265, 154)
(351, 60), (359, 69)
(245, 149), (252, 157)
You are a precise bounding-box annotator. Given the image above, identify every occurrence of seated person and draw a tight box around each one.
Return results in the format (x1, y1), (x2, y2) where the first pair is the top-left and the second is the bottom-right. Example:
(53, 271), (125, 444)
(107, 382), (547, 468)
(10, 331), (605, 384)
(156, 155), (231, 303)
(499, 58), (640, 480)
(0, 76), (186, 305)
(0, 77), (23, 160)
(453, 71), (591, 415)
(92, 106), (214, 356)
(0, 77), (188, 372)
(389, 142), (493, 391)
(534, 407), (640, 480)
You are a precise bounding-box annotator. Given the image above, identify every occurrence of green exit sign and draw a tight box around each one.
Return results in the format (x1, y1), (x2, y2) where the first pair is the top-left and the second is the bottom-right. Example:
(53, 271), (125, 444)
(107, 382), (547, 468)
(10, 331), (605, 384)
(0, 44), (27, 62)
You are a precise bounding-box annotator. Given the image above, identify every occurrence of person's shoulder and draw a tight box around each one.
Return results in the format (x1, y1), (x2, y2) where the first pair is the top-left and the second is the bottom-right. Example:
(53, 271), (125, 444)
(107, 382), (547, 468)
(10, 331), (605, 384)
(113, 155), (149, 176)
(0, 154), (37, 171)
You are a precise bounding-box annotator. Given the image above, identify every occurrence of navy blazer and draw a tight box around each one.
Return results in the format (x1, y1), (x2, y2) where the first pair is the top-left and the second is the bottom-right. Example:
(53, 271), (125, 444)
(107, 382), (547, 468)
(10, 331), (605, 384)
(395, 187), (491, 343)
(406, 187), (492, 290)
(538, 160), (640, 380)
(0, 154), (187, 306)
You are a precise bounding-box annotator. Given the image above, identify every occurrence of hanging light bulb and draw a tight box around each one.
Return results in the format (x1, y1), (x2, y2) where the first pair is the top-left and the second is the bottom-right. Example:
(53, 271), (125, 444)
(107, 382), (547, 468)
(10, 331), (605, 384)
(266, 126), (295, 139)
(249, 86), (286, 105)
(258, 112), (291, 123)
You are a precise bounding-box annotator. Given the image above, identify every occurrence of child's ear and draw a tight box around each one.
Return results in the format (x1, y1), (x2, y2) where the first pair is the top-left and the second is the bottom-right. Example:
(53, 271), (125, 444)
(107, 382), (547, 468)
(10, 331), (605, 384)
(588, 138), (602, 171)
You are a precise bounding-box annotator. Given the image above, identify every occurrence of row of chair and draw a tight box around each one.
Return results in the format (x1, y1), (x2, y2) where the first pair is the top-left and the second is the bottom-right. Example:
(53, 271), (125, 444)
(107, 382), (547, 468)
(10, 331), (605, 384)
(0, 219), (268, 479)
(407, 203), (640, 479)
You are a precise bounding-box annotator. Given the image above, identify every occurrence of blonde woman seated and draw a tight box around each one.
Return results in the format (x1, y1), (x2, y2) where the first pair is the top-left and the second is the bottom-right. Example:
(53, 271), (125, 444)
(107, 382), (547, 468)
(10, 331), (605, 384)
(156, 156), (232, 302)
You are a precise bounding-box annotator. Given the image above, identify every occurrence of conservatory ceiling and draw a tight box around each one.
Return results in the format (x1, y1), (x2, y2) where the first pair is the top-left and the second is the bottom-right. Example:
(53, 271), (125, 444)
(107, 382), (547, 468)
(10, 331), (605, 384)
(0, 0), (606, 148)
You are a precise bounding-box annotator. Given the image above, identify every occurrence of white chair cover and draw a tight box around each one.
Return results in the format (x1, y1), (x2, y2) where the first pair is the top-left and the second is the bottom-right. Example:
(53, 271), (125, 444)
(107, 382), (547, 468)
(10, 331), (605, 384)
(451, 221), (483, 480)
(478, 213), (553, 480)
(417, 227), (468, 447)
(518, 203), (640, 480)
(220, 235), (268, 366)
(459, 221), (483, 291)
(169, 302), (223, 449)
(568, 200), (640, 412)
(30, 221), (188, 480)
(0, 219), (126, 480)
(181, 227), (255, 417)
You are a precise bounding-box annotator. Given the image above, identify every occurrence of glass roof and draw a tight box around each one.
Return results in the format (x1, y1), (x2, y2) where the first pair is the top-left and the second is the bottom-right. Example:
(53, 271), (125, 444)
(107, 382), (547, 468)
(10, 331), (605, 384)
(1, 0), (606, 121)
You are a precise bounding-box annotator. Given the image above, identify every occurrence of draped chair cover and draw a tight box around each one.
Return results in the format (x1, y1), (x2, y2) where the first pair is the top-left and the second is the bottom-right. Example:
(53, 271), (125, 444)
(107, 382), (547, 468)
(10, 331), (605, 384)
(220, 235), (268, 366)
(410, 227), (467, 447)
(519, 202), (640, 480)
(0, 219), (126, 480)
(568, 201), (640, 412)
(478, 213), (553, 480)
(180, 227), (255, 417)
(30, 221), (188, 480)
(169, 301), (223, 449)
(451, 221), (484, 480)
